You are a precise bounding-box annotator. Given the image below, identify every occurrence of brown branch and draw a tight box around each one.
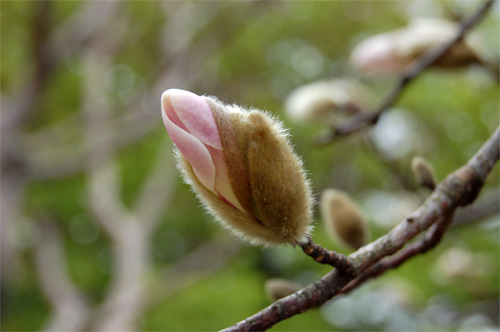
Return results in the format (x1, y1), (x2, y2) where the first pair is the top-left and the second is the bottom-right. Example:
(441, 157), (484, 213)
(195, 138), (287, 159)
(316, 0), (495, 145)
(220, 125), (499, 331)
(340, 187), (498, 294)
(299, 236), (353, 273)
(339, 211), (454, 295)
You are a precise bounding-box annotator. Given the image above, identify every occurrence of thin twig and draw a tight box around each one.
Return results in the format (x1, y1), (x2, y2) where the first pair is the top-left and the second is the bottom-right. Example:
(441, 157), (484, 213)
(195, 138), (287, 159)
(362, 134), (418, 191)
(316, 0), (495, 145)
(299, 236), (353, 273)
(220, 124), (500, 332)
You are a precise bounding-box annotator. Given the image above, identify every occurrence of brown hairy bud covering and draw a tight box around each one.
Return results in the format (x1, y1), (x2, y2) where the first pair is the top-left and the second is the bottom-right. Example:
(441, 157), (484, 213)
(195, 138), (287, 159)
(411, 156), (438, 190)
(320, 189), (369, 250)
(175, 94), (313, 247)
(264, 278), (301, 302)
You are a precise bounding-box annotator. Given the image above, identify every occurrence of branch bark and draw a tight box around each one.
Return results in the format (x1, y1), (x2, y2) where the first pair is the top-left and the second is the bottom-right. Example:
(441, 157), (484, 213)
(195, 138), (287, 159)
(221, 124), (499, 331)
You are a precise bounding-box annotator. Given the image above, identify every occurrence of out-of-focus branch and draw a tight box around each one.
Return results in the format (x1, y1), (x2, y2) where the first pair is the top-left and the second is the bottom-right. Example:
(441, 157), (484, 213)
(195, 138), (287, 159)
(0, 0), (121, 281)
(151, 237), (243, 302)
(453, 188), (499, 226)
(34, 219), (89, 332)
(81, 46), (148, 332)
(23, 3), (234, 181)
(2, 2), (53, 134)
(0, 1), (56, 281)
(316, 0), (495, 145)
(84, 52), (127, 240)
(47, 1), (121, 61)
(3, 1), (121, 131)
(363, 134), (418, 191)
(134, 143), (176, 231)
(221, 125), (499, 331)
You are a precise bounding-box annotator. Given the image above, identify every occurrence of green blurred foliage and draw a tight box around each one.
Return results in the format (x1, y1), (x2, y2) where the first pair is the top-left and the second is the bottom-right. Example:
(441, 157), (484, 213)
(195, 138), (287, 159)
(1, 1), (499, 331)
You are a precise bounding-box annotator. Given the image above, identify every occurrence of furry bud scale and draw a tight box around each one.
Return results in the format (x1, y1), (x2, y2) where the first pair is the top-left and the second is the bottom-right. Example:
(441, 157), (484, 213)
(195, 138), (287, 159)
(264, 278), (301, 302)
(411, 156), (438, 190)
(320, 189), (369, 250)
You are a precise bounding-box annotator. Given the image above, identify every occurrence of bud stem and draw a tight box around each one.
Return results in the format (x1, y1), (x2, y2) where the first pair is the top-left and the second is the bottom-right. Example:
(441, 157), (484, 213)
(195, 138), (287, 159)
(300, 236), (354, 274)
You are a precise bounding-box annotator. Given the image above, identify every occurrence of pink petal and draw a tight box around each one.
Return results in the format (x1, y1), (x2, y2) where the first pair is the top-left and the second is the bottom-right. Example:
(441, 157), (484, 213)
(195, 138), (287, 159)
(351, 35), (405, 76)
(207, 146), (244, 212)
(162, 103), (216, 192)
(164, 89), (222, 150)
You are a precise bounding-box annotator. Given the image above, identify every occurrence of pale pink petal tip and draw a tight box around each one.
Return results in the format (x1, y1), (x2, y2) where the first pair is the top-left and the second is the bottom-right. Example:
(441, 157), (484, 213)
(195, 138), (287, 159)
(163, 89), (222, 150)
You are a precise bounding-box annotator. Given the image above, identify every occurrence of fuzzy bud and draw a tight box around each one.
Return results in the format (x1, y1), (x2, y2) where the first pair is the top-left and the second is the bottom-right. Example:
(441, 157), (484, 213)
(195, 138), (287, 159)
(411, 156), (438, 190)
(161, 89), (313, 246)
(351, 18), (479, 76)
(284, 79), (373, 125)
(320, 189), (369, 250)
(264, 278), (301, 302)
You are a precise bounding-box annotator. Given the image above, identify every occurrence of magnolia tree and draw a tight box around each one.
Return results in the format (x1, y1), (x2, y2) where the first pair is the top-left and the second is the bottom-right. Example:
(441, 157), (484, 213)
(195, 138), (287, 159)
(1, 1), (498, 331)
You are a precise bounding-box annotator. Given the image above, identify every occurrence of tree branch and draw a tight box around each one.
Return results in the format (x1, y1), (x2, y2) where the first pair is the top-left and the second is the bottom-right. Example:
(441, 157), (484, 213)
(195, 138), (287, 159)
(339, 211), (454, 295)
(221, 124), (499, 331)
(299, 236), (353, 273)
(316, 0), (495, 145)
(133, 142), (177, 232)
(34, 218), (89, 332)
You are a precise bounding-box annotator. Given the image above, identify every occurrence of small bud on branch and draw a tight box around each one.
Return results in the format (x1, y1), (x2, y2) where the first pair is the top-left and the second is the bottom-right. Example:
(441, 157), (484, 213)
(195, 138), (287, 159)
(320, 189), (370, 250)
(351, 18), (480, 77)
(264, 279), (301, 302)
(411, 156), (438, 190)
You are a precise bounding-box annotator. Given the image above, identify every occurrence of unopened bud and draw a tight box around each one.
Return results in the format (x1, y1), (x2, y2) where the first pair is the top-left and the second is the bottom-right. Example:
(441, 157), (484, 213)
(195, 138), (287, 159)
(411, 156), (438, 190)
(351, 18), (479, 77)
(264, 278), (301, 302)
(320, 189), (369, 250)
(161, 89), (313, 246)
(284, 79), (373, 125)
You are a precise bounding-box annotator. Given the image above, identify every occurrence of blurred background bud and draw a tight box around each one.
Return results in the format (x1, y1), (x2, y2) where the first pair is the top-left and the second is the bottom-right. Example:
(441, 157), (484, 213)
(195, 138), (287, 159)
(264, 278), (301, 302)
(411, 156), (438, 190)
(351, 18), (480, 76)
(284, 79), (374, 125)
(320, 189), (370, 250)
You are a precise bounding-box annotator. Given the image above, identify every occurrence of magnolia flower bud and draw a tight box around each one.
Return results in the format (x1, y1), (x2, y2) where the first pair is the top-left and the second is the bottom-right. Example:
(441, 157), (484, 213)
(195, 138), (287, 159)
(351, 18), (479, 76)
(320, 189), (369, 250)
(264, 278), (301, 302)
(161, 89), (313, 246)
(411, 156), (438, 190)
(284, 79), (373, 125)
